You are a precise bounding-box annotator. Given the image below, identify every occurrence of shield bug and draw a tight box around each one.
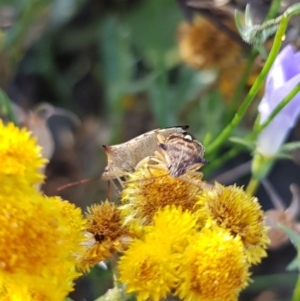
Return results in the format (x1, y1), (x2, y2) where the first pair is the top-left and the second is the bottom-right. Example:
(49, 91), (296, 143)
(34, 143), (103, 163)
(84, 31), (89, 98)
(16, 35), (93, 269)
(101, 126), (189, 181)
(134, 131), (209, 190)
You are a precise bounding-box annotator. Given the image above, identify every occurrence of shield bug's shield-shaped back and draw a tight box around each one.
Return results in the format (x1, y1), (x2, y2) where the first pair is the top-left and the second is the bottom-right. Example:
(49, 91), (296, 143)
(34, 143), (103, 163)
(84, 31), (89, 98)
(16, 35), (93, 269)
(158, 132), (207, 177)
(101, 126), (189, 181)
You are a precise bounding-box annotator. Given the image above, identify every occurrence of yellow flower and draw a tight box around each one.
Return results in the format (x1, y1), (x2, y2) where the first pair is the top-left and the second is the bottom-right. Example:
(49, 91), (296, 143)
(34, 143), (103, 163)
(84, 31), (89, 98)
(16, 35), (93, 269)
(78, 201), (129, 271)
(118, 237), (178, 301)
(0, 188), (85, 300)
(0, 262), (81, 301)
(121, 166), (202, 225)
(0, 121), (47, 186)
(146, 206), (200, 253)
(177, 226), (250, 301)
(118, 206), (201, 301)
(198, 183), (269, 264)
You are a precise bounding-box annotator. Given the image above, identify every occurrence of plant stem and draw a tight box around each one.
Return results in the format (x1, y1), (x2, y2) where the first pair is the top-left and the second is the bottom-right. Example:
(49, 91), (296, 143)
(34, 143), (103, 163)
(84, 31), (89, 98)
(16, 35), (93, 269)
(226, 49), (257, 122)
(246, 177), (260, 195)
(206, 147), (243, 173)
(292, 274), (300, 301)
(206, 15), (289, 155)
(207, 0), (286, 172)
(266, 0), (282, 19)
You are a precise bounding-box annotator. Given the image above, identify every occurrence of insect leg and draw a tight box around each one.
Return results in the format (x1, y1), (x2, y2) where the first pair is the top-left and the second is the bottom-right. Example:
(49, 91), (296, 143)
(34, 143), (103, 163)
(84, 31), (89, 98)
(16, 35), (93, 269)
(179, 174), (213, 190)
(155, 132), (167, 144)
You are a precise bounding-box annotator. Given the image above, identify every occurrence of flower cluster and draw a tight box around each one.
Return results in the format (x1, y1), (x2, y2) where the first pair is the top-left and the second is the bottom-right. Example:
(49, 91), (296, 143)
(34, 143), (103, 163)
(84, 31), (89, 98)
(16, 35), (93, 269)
(81, 157), (269, 301)
(0, 121), (87, 301)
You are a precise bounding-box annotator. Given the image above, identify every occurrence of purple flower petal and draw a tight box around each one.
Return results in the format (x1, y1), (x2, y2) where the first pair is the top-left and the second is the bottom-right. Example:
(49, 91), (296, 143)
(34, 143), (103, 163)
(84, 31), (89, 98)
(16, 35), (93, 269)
(257, 45), (300, 156)
(259, 74), (300, 124)
(257, 115), (291, 156)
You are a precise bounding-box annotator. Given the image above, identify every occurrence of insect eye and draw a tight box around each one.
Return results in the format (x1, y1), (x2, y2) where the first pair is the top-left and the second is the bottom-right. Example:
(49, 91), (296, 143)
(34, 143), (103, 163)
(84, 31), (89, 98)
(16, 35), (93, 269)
(184, 135), (193, 141)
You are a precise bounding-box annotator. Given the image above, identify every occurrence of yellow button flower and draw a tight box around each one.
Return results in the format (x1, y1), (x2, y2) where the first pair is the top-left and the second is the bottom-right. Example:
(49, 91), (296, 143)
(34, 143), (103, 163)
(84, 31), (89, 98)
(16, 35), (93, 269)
(177, 226), (250, 301)
(121, 166), (202, 226)
(118, 237), (178, 301)
(0, 191), (86, 299)
(146, 206), (199, 253)
(0, 121), (47, 187)
(118, 206), (200, 301)
(197, 183), (269, 264)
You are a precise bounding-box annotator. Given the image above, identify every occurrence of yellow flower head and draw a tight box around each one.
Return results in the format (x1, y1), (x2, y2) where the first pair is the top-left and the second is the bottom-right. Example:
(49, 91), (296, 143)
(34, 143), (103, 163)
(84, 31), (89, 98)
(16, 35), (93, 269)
(0, 192), (86, 301)
(78, 201), (129, 271)
(0, 121), (47, 186)
(121, 166), (201, 225)
(177, 17), (242, 70)
(146, 206), (199, 253)
(1, 262), (81, 301)
(177, 226), (250, 301)
(118, 206), (201, 301)
(0, 191), (86, 278)
(198, 183), (269, 264)
(118, 237), (178, 301)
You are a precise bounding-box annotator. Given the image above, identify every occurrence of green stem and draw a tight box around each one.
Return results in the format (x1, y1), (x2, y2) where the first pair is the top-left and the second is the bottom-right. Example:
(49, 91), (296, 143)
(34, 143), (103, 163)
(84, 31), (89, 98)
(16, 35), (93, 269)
(266, 0), (282, 19)
(226, 0), (282, 121)
(207, 83), (300, 178)
(205, 147), (243, 173)
(226, 49), (257, 121)
(292, 274), (300, 301)
(246, 177), (260, 195)
(206, 16), (289, 155)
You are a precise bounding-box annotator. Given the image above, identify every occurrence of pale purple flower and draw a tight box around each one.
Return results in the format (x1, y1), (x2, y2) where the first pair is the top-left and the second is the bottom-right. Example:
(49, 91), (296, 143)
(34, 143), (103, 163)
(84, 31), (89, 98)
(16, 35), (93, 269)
(257, 45), (300, 156)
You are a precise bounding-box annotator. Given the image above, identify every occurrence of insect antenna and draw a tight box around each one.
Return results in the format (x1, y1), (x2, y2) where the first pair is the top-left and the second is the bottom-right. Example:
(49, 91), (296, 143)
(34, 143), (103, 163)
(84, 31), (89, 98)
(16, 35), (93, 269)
(57, 178), (94, 191)
(56, 173), (106, 192)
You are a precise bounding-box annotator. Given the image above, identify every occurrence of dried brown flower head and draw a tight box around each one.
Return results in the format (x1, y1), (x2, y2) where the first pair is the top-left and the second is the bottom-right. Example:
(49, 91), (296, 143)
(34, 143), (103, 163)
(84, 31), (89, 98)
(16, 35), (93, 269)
(178, 17), (242, 70)
(78, 201), (130, 271)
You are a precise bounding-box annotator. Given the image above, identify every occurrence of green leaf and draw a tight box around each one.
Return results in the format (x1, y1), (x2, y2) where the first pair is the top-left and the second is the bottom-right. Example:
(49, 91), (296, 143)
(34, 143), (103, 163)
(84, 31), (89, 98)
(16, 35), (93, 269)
(94, 286), (134, 301)
(287, 257), (299, 271)
(98, 17), (134, 106)
(0, 89), (17, 123)
(279, 224), (300, 248)
(275, 153), (292, 160)
(127, 0), (181, 67)
(245, 4), (253, 28)
(280, 142), (300, 152)
(229, 137), (255, 150)
(234, 10), (245, 39)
